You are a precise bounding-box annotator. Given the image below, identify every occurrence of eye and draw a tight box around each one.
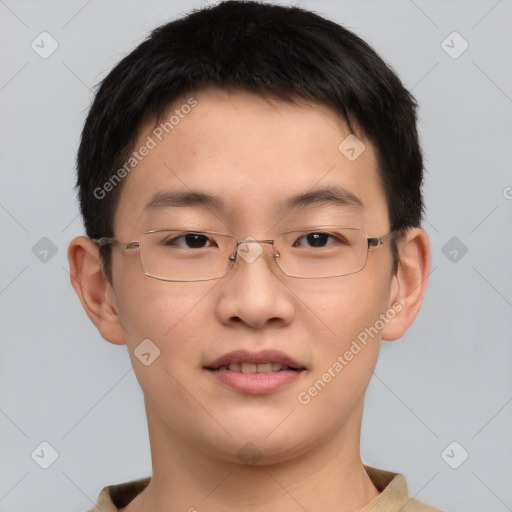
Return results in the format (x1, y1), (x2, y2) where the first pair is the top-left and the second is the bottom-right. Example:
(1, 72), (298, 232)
(293, 232), (336, 248)
(163, 233), (216, 249)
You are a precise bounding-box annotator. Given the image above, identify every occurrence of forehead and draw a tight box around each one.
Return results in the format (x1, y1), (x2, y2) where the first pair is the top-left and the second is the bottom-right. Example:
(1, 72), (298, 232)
(113, 87), (388, 235)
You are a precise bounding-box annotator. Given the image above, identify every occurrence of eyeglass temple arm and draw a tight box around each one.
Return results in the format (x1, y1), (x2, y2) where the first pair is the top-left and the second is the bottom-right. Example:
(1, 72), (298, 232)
(93, 237), (115, 247)
(93, 238), (141, 253)
(367, 230), (401, 248)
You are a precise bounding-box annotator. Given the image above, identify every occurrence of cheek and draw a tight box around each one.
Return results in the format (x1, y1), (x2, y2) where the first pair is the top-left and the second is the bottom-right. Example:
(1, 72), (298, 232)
(292, 276), (391, 425)
(113, 277), (215, 406)
(112, 263), (216, 359)
(296, 269), (392, 389)
(299, 270), (392, 348)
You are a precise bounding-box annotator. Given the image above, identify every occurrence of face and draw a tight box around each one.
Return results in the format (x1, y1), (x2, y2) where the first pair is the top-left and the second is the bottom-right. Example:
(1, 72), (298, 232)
(108, 87), (397, 464)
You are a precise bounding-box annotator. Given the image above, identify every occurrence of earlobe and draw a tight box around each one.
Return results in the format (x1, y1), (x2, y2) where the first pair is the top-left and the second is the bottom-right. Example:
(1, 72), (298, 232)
(381, 227), (431, 341)
(67, 236), (126, 345)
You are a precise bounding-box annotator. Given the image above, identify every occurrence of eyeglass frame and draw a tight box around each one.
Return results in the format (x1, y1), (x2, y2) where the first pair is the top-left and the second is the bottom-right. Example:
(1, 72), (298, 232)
(93, 226), (401, 282)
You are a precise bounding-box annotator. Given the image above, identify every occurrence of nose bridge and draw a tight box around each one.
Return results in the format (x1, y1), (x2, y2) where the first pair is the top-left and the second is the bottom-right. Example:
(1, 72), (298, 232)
(231, 237), (279, 270)
(217, 236), (295, 330)
(234, 238), (276, 258)
(236, 238), (276, 258)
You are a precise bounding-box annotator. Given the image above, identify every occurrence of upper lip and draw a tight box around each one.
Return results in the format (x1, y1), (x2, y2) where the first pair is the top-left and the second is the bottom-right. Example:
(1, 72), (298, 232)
(204, 349), (307, 370)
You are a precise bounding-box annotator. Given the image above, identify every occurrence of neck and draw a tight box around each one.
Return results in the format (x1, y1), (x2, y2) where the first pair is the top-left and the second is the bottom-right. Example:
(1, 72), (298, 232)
(121, 401), (380, 512)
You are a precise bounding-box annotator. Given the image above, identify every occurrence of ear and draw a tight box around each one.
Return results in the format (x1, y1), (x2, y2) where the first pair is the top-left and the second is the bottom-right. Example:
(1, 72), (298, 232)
(67, 236), (126, 345)
(381, 227), (431, 341)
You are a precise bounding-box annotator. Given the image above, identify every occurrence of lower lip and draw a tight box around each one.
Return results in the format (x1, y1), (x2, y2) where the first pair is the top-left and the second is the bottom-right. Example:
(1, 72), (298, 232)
(205, 368), (304, 394)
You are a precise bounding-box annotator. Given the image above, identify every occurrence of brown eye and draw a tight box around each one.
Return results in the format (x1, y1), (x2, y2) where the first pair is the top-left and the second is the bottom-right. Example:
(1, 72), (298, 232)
(294, 232), (336, 248)
(163, 233), (214, 249)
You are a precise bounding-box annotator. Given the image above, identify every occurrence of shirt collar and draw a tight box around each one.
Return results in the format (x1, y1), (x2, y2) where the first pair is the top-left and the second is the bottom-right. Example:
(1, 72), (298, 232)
(91, 465), (412, 512)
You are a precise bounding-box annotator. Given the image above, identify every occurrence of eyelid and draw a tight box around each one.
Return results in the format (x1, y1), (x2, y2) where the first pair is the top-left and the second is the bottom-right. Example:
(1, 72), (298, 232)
(147, 226), (356, 244)
(163, 232), (215, 247)
(298, 228), (354, 246)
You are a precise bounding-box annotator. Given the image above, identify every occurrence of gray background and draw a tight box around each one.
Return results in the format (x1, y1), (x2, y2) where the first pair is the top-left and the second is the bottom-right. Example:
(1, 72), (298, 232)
(1, 0), (511, 510)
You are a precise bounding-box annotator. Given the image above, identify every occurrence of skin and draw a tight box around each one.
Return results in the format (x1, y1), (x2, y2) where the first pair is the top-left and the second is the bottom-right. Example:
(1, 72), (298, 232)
(68, 87), (430, 512)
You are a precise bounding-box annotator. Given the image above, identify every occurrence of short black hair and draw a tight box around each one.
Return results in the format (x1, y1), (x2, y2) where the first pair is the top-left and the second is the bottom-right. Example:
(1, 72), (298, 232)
(76, 0), (423, 283)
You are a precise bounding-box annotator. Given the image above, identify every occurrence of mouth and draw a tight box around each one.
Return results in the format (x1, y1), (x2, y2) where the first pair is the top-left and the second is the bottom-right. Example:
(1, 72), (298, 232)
(204, 349), (307, 373)
(204, 350), (307, 394)
(208, 362), (305, 373)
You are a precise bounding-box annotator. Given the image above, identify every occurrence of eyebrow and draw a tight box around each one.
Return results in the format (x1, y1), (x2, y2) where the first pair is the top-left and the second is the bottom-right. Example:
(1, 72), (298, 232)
(284, 185), (364, 210)
(143, 185), (364, 214)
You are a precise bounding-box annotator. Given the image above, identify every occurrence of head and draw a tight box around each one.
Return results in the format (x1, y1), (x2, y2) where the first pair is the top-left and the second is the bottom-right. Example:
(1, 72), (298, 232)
(68, 1), (430, 466)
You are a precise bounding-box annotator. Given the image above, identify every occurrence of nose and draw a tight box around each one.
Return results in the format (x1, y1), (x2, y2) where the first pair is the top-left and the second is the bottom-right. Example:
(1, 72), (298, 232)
(215, 239), (294, 330)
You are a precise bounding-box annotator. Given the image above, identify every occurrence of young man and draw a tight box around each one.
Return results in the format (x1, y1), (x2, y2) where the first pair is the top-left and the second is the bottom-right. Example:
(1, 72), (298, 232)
(68, 1), (440, 510)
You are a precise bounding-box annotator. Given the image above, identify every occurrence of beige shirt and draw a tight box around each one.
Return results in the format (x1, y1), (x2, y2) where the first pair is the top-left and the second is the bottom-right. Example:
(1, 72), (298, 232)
(87, 465), (443, 511)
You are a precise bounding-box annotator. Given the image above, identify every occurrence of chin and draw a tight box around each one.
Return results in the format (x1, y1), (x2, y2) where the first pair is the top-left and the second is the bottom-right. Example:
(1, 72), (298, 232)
(205, 425), (313, 466)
